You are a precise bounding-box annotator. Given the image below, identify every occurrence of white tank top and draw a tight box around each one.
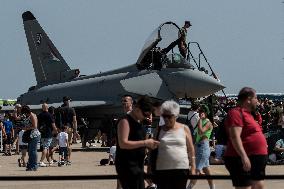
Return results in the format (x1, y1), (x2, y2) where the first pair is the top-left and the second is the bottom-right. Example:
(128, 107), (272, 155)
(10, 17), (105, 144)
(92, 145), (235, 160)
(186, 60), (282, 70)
(156, 125), (189, 170)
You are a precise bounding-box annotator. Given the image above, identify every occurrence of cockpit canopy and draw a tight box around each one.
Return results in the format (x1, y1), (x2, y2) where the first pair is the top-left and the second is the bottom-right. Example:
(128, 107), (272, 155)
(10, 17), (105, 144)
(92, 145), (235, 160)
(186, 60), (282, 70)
(136, 21), (193, 70)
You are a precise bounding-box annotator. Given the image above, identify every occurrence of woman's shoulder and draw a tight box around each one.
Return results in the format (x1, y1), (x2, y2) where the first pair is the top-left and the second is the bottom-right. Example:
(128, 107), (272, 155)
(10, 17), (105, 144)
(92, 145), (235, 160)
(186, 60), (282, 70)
(176, 122), (189, 130)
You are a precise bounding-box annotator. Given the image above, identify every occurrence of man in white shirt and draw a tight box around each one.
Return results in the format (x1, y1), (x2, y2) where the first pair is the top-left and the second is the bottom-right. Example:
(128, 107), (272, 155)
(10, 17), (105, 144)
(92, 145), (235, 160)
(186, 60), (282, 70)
(187, 104), (200, 137)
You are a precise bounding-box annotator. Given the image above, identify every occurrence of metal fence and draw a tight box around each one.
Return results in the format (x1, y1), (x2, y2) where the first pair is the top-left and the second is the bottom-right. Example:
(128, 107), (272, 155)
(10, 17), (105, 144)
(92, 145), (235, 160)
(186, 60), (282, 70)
(0, 174), (284, 181)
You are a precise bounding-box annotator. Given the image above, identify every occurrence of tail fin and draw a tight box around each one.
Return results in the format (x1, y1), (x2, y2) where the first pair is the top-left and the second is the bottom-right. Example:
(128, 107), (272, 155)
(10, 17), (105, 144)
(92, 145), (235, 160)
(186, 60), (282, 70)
(22, 11), (79, 86)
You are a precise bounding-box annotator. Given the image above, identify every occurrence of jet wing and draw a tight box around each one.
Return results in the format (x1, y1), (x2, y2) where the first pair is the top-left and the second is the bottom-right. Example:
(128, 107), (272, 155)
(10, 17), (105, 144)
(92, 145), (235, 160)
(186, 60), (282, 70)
(0, 101), (113, 113)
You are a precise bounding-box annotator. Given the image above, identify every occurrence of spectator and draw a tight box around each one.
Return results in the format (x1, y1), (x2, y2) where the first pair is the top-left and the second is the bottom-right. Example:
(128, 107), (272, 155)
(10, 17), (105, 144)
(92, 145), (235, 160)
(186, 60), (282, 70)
(116, 96), (159, 189)
(18, 129), (28, 167)
(109, 139), (117, 165)
(38, 103), (57, 167)
(224, 87), (268, 189)
(57, 126), (69, 164)
(154, 100), (196, 189)
(21, 105), (40, 171)
(2, 113), (14, 156)
(48, 106), (59, 164)
(188, 106), (215, 189)
(187, 103), (200, 140)
(61, 96), (77, 162)
(122, 95), (133, 114)
(11, 104), (23, 155)
(273, 137), (284, 161)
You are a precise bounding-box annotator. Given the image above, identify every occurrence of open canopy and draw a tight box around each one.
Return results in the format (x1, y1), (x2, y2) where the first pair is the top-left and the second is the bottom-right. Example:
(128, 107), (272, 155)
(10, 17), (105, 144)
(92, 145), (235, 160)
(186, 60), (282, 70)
(136, 21), (192, 70)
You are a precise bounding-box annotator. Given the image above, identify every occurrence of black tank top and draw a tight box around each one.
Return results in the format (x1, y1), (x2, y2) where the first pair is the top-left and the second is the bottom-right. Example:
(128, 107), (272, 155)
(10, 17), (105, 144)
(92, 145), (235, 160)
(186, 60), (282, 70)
(116, 114), (146, 167)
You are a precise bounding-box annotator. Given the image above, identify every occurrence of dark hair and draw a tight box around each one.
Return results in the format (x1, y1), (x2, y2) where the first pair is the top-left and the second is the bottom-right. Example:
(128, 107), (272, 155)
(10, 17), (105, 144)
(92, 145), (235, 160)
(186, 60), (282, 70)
(62, 96), (71, 102)
(136, 95), (153, 113)
(21, 105), (31, 114)
(48, 106), (55, 114)
(237, 87), (256, 103)
(191, 103), (199, 111)
(152, 100), (162, 108)
(62, 125), (68, 131)
(199, 104), (210, 115)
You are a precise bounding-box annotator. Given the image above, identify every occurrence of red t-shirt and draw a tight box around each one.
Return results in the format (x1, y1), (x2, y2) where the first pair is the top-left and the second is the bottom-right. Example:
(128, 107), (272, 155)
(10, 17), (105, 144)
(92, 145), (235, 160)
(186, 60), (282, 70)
(224, 107), (267, 156)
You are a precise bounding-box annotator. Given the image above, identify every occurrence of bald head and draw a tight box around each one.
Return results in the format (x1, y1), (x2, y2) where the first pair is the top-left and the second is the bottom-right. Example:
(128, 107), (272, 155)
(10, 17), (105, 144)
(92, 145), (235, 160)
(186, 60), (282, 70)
(42, 103), (49, 112)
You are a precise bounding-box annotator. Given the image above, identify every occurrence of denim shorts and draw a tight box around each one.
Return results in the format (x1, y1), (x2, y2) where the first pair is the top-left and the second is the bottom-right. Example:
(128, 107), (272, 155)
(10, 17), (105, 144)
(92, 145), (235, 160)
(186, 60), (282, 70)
(195, 140), (210, 170)
(41, 138), (52, 149)
(49, 137), (58, 148)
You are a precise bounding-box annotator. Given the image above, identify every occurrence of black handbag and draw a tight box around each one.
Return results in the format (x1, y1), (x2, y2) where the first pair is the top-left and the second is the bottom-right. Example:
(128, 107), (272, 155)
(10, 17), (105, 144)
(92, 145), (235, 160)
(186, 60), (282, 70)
(22, 129), (32, 143)
(148, 126), (161, 175)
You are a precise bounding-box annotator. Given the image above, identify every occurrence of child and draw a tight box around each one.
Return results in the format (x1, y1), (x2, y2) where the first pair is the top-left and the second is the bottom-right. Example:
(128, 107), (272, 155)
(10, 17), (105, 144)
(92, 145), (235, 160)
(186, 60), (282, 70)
(2, 114), (14, 156)
(108, 139), (117, 165)
(18, 129), (28, 167)
(57, 126), (70, 165)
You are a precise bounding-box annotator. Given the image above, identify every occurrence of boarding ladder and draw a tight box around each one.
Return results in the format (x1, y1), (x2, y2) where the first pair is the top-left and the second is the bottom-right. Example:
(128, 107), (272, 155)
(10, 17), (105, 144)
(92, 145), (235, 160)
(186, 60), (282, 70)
(187, 41), (226, 97)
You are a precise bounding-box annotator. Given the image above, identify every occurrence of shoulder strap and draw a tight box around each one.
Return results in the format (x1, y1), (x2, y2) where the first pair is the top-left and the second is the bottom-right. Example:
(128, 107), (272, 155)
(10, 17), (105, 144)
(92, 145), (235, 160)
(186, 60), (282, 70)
(187, 112), (198, 124)
(155, 126), (162, 140)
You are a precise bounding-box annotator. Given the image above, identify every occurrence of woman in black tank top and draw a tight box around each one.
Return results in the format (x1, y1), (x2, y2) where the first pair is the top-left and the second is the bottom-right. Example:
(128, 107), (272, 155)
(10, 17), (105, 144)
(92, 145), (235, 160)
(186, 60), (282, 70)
(115, 96), (159, 189)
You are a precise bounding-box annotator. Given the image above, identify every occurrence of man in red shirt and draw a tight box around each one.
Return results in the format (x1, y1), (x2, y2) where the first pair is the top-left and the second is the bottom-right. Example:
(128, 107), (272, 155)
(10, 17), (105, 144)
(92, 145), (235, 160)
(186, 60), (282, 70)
(224, 87), (267, 189)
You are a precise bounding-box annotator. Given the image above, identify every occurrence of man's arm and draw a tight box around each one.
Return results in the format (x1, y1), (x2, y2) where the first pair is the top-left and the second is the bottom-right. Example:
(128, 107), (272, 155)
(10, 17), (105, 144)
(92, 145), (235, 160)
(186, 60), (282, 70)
(72, 115), (77, 132)
(51, 123), (57, 134)
(0, 122), (6, 138)
(66, 134), (69, 147)
(228, 126), (251, 171)
(117, 119), (159, 150)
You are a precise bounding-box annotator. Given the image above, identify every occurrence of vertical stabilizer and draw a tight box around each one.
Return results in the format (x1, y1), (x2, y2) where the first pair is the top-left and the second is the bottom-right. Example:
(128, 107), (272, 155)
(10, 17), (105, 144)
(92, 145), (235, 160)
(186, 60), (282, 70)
(22, 11), (78, 86)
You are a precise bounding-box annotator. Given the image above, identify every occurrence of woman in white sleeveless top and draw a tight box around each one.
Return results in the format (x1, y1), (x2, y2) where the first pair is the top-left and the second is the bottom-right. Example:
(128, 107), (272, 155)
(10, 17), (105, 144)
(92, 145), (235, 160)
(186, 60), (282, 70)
(154, 100), (196, 189)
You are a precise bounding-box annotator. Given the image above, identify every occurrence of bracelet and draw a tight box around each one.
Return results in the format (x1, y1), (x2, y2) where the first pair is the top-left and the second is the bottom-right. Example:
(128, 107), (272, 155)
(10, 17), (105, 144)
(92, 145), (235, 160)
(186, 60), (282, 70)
(191, 156), (196, 159)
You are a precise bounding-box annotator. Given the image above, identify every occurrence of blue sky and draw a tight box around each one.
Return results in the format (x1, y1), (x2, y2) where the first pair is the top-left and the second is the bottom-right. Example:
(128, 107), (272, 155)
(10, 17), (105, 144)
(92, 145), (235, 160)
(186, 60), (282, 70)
(0, 0), (283, 99)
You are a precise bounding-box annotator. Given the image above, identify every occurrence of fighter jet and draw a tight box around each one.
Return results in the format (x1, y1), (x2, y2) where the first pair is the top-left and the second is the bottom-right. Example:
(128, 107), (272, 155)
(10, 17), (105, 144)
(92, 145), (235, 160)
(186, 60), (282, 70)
(13, 11), (224, 120)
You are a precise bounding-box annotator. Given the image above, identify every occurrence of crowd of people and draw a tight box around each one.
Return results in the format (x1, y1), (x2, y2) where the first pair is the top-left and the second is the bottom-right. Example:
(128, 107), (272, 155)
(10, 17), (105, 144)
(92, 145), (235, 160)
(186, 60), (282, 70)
(0, 87), (283, 188)
(0, 96), (77, 171)
(114, 87), (283, 189)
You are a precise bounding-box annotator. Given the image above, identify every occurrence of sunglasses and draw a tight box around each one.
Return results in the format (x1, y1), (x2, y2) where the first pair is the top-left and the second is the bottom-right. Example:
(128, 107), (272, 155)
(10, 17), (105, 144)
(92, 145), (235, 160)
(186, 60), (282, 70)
(162, 114), (175, 119)
(141, 111), (151, 118)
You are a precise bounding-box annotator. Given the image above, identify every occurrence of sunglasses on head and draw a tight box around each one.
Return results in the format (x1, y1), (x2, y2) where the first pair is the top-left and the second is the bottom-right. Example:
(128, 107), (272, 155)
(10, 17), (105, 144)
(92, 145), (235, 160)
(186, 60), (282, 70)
(162, 114), (174, 119)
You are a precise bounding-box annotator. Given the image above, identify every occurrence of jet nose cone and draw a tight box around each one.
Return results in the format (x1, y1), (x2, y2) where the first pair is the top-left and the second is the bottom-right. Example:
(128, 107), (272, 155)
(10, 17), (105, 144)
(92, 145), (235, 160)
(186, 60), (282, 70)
(162, 69), (225, 98)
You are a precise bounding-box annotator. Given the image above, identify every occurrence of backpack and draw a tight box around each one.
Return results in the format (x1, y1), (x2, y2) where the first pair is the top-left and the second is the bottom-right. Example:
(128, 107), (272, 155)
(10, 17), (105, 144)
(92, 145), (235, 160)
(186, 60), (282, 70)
(186, 112), (198, 139)
(215, 109), (244, 145)
(39, 122), (47, 135)
(100, 158), (109, 166)
(215, 118), (227, 145)
(22, 129), (32, 143)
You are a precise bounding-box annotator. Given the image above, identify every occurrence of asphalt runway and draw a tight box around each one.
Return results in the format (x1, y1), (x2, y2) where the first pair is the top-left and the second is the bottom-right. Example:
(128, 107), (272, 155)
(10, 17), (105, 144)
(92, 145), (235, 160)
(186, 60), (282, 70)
(0, 142), (283, 189)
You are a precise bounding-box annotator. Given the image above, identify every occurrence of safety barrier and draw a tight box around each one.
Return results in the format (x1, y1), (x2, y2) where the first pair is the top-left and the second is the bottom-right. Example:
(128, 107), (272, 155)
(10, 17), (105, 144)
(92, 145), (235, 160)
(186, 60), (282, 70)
(1, 174), (284, 181)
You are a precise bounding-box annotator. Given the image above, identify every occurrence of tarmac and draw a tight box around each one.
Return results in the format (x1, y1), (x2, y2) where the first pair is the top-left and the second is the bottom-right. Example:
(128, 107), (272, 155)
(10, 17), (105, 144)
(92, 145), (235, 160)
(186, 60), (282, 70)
(0, 141), (284, 189)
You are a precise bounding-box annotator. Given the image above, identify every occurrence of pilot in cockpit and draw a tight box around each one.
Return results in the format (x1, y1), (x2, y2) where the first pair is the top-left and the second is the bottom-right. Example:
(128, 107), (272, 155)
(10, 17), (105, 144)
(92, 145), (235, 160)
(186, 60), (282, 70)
(178, 20), (192, 58)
